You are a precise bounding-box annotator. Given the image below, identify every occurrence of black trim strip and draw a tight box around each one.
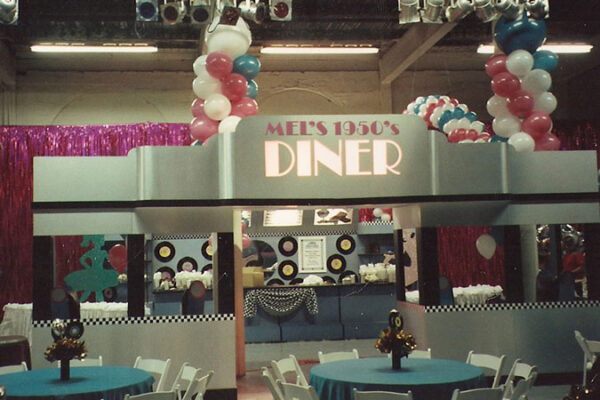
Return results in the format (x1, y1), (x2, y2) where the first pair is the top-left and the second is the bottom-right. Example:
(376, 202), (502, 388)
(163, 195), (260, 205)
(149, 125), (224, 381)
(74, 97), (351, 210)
(31, 192), (600, 210)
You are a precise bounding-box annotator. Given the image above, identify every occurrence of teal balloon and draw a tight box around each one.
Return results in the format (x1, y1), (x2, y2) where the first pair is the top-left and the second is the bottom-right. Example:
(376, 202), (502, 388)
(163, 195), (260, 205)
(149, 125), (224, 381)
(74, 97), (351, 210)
(465, 111), (477, 122)
(246, 79), (258, 99)
(494, 14), (546, 54)
(438, 110), (454, 131)
(233, 54), (261, 80)
(533, 50), (558, 73)
(490, 135), (508, 143)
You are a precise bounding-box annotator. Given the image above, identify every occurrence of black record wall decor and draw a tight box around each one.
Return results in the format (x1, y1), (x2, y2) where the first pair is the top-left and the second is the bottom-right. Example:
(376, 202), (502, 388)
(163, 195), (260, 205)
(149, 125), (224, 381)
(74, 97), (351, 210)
(201, 241), (213, 260)
(267, 278), (284, 286)
(327, 254), (346, 274)
(338, 270), (358, 284)
(157, 266), (176, 280)
(154, 242), (175, 262)
(278, 236), (298, 257)
(322, 276), (336, 285)
(201, 264), (213, 273)
(278, 260), (298, 280)
(336, 235), (356, 255)
(177, 256), (198, 272)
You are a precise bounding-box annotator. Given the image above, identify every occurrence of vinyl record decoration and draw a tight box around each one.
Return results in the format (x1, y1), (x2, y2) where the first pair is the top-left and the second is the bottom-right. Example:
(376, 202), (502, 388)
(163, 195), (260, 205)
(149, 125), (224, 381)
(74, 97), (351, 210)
(102, 287), (117, 302)
(177, 256), (198, 272)
(201, 241), (213, 260)
(322, 276), (336, 285)
(338, 270), (358, 284)
(157, 266), (176, 281)
(278, 236), (298, 257)
(267, 278), (284, 286)
(154, 242), (175, 262)
(327, 254), (346, 274)
(201, 264), (213, 273)
(290, 277), (304, 285)
(336, 235), (356, 255)
(278, 260), (298, 280)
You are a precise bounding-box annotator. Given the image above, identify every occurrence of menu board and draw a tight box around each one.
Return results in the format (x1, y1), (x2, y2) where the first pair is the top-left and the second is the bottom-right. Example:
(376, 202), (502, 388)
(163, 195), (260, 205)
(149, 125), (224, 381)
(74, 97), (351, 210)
(263, 209), (303, 227)
(298, 236), (326, 273)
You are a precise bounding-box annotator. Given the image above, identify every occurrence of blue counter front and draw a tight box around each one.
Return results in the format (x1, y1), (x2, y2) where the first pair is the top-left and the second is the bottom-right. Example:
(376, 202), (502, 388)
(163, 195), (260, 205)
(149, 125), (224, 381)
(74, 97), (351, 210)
(244, 283), (396, 343)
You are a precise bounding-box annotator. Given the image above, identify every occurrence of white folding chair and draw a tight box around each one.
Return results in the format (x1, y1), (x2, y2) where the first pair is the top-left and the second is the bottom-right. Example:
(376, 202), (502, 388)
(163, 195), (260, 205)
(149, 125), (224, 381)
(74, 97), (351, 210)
(278, 381), (319, 400)
(271, 355), (308, 386)
(262, 367), (284, 400)
(502, 358), (537, 399)
(60, 356), (103, 367)
(504, 373), (537, 400)
(180, 370), (213, 400)
(407, 348), (432, 359)
(450, 387), (503, 400)
(575, 330), (600, 386)
(134, 356), (172, 392)
(353, 388), (414, 400)
(123, 391), (178, 400)
(171, 362), (203, 394)
(466, 350), (506, 388)
(317, 348), (359, 363)
(0, 362), (27, 375)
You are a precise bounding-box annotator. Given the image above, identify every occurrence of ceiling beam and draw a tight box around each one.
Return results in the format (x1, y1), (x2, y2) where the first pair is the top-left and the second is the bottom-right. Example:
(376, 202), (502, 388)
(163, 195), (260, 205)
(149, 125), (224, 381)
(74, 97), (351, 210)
(379, 22), (457, 85)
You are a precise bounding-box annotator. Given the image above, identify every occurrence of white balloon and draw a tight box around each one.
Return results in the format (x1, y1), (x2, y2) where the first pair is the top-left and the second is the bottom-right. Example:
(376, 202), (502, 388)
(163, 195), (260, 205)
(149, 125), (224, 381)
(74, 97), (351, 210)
(476, 234), (496, 260)
(192, 76), (222, 99)
(470, 121), (485, 133)
(373, 208), (383, 218)
(492, 115), (521, 138)
(204, 94), (232, 121)
(508, 132), (535, 152)
(443, 119), (458, 134)
(218, 115), (242, 133)
(381, 213), (392, 222)
(205, 17), (252, 59)
(456, 117), (471, 130)
(521, 69), (552, 95)
(431, 107), (445, 128)
(193, 55), (208, 76)
(486, 95), (509, 117)
(533, 91), (557, 114)
(506, 49), (534, 77)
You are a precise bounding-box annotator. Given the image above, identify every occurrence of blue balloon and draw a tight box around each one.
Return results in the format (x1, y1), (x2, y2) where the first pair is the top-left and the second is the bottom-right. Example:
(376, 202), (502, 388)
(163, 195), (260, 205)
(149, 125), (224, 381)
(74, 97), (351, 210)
(465, 111), (478, 122)
(438, 110), (454, 132)
(490, 135), (508, 143)
(452, 108), (465, 120)
(233, 54), (261, 80)
(494, 14), (546, 54)
(533, 50), (558, 73)
(246, 79), (258, 99)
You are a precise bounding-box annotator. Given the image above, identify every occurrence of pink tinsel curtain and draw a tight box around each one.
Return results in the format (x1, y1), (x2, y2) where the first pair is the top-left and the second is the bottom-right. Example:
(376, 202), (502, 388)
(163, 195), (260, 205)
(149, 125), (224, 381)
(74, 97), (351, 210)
(0, 123), (190, 318)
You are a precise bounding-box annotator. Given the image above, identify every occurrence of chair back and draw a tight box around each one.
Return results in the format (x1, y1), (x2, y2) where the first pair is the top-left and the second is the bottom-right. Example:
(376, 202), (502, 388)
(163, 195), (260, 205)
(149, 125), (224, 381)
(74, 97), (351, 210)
(123, 391), (178, 400)
(502, 358), (537, 398)
(271, 355), (308, 386)
(505, 372), (538, 400)
(61, 356), (103, 368)
(279, 381), (319, 400)
(407, 348), (432, 359)
(465, 350), (506, 388)
(181, 370), (213, 400)
(134, 356), (172, 391)
(317, 349), (359, 363)
(0, 362), (27, 375)
(262, 367), (284, 400)
(450, 387), (503, 400)
(575, 330), (600, 385)
(171, 362), (203, 392)
(353, 388), (414, 400)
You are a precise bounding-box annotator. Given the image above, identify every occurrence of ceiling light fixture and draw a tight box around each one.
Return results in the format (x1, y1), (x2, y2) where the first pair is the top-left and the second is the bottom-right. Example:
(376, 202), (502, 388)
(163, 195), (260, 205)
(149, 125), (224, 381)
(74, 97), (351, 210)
(190, 0), (212, 24)
(260, 46), (379, 55)
(477, 43), (593, 54)
(474, 0), (498, 22)
(239, 0), (267, 24)
(0, 0), (18, 25)
(445, 0), (474, 22)
(30, 43), (159, 53)
(136, 0), (159, 21)
(160, 0), (187, 24)
(398, 0), (421, 24)
(494, 0), (521, 21)
(269, 0), (291, 21)
(421, 0), (444, 23)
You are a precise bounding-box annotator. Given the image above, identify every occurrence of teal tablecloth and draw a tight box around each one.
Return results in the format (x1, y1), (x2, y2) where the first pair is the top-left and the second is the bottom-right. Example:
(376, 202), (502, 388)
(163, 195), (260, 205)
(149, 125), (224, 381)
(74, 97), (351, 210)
(309, 357), (485, 400)
(0, 366), (154, 400)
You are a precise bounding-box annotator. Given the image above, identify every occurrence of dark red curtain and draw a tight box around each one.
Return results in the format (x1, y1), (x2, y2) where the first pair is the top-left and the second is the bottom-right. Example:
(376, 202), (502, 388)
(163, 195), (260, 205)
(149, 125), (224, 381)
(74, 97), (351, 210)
(0, 123), (191, 318)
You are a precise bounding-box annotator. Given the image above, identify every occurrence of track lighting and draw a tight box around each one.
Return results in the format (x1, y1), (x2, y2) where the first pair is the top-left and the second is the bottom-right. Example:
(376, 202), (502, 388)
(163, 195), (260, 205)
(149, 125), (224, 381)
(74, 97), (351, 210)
(445, 0), (474, 22)
(0, 0), (17, 25)
(494, 0), (521, 21)
(525, 0), (549, 19)
(398, 0), (420, 24)
(239, 0), (267, 24)
(190, 0), (212, 24)
(160, 1), (187, 24)
(136, 0), (159, 21)
(269, 0), (291, 21)
(421, 0), (444, 23)
(474, 0), (498, 22)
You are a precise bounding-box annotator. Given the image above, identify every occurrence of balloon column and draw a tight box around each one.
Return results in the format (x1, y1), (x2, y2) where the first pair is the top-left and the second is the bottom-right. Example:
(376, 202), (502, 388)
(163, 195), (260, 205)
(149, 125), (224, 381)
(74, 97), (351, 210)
(404, 95), (492, 143)
(190, 17), (260, 145)
(486, 12), (560, 152)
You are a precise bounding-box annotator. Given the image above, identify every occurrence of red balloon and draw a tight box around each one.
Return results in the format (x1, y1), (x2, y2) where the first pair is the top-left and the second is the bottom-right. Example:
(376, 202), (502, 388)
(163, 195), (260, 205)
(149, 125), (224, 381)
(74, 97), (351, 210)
(190, 115), (219, 142)
(242, 233), (251, 249)
(205, 52), (233, 80)
(221, 73), (248, 102)
(535, 132), (561, 151)
(448, 128), (466, 143)
(478, 132), (492, 142)
(231, 97), (259, 117)
(191, 98), (205, 118)
(485, 54), (508, 78)
(491, 72), (521, 98)
(521, 111), (552, 140)
(506, 90), (534, 118)
(108, 244), (127, 274)
(465, 129), (479, 141)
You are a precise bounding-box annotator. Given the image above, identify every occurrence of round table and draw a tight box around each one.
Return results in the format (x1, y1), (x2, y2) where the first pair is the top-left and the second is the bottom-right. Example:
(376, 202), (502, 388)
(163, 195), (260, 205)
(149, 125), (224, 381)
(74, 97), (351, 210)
(309, 357), (485, 400)
(0, 366), (154, 400)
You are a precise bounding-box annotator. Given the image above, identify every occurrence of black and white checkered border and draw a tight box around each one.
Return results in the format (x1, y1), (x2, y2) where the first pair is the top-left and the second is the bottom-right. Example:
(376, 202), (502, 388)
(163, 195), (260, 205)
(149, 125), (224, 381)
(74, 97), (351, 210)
(153, 234), (209, 240)
(250, 230), (354, 238)
(425, 301), (600, 313)
(359, 221), (394, 226)
(32, 314), (234, 328)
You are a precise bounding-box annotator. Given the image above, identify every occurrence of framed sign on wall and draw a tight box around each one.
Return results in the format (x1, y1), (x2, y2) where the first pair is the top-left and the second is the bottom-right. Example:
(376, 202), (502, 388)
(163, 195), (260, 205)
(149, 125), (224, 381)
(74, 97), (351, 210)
(298, 236), (327, 273)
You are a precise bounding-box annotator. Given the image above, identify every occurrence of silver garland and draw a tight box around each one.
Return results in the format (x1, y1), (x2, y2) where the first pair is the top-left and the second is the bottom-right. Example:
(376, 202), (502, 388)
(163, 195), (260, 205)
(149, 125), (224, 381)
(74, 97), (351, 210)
(244, 288), (319, 318)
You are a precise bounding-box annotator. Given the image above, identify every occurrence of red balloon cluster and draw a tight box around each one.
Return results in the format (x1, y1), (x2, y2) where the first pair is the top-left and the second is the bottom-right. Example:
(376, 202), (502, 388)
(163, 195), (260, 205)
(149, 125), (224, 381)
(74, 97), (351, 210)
(485, 51), (559, 151)
(190, 51), (259, 144)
